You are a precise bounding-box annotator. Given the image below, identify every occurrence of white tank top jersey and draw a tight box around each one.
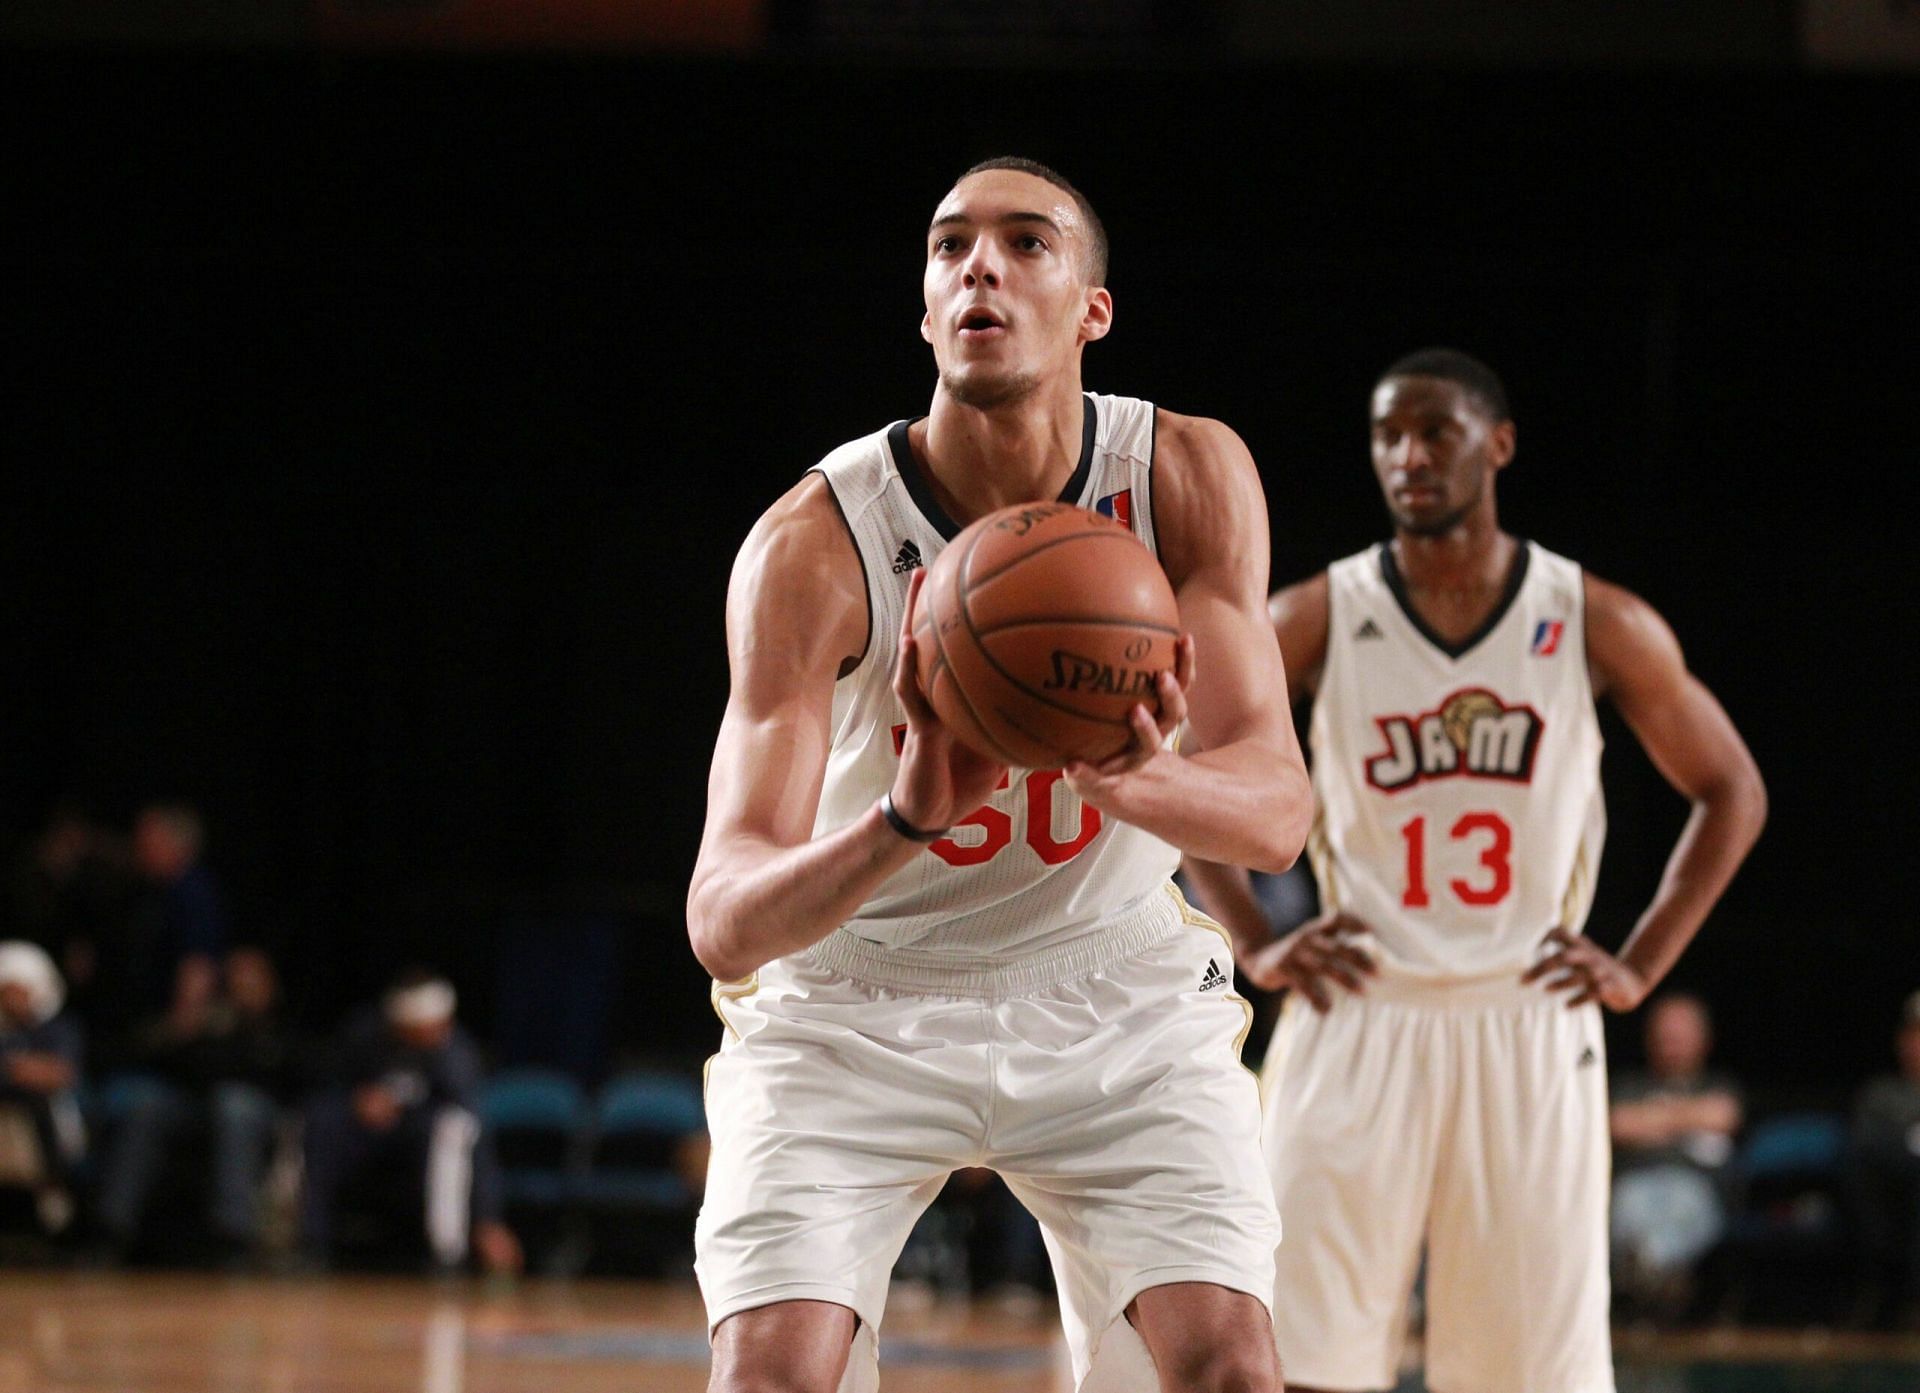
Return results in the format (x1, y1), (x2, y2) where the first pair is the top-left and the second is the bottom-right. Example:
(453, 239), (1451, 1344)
(805, 392), (1181, 962)
(1307, 541), (1606, 978)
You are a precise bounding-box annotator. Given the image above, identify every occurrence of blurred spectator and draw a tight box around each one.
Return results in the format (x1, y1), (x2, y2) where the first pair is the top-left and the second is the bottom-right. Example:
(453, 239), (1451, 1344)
(89, 947), (305, 1265)
(0, 941), (86, 1235)
(1849, 990), (1920, 1330)
(2, 805), (134, 1006)
(1609, 993), (1743, 1315)
(71, 802), (232, 1071)
(301, 969), (520, 1275)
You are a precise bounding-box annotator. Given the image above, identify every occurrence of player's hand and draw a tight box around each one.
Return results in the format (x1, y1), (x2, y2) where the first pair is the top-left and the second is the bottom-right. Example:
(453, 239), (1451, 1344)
(891, 569), (1008, 832)
(1240, 910), (1377, 1008)
(1062, 634), (1195, 804)
(1521, 928), (1649, 1011)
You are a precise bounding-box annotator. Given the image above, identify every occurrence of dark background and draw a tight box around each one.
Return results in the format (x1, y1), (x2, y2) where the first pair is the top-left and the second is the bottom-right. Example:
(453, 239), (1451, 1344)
(4, 40), (1915, 1100)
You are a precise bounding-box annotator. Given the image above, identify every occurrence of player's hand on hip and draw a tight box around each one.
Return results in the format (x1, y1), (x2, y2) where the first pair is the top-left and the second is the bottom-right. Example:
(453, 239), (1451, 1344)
(1522, 927), (1649, 1011)
(1062, 633), (1194, 803)
(1242, 910), (1377, 1009)
(891, 569), (1007, 830)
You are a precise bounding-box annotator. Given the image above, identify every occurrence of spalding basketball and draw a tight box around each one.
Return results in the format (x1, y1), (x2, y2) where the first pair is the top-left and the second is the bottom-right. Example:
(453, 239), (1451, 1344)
(912, 502), (1180, 768)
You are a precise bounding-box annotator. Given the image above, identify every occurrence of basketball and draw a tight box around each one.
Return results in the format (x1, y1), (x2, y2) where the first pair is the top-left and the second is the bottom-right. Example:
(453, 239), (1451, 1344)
(912, 502), (1181, 769)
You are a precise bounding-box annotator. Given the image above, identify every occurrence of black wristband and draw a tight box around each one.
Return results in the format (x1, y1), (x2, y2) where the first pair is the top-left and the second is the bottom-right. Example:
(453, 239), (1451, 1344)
(879, 792), (947, 844)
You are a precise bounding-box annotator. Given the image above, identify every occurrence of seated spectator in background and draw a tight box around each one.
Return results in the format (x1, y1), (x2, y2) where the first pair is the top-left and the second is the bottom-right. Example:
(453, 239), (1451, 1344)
(1849, 990), (1920, 1330)
(90, 946), (305, 1265)
(0, 941), (86, 1235)
(1609, 992), (1743, 1315)
(301, 969), (519, 1275)
(85, 803), (229, 1071)
(2, 804), (134, 1008)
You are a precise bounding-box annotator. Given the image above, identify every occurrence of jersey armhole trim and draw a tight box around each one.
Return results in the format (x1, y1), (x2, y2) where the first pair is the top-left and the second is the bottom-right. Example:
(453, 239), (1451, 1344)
(1145, 405), (1161, 562)
(806, 466), (872, 676)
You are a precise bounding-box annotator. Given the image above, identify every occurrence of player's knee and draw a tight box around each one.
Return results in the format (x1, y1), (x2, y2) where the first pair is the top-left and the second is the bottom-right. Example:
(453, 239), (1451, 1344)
(707, 1374), (840, 1393)
(1157, 1339), (1277, 1393)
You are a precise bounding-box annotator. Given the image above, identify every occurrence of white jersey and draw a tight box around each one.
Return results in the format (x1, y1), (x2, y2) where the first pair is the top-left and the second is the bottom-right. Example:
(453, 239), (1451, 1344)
(806, 392), (1180, 962)
(1306, 540), (1605, 978)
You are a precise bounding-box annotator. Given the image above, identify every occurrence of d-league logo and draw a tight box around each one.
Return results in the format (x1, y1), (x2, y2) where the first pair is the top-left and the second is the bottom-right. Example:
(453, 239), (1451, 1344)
(1365, 686), (1545, 792)
(1095, 489), (1133, 531)
(1531, 619), (1564, 656)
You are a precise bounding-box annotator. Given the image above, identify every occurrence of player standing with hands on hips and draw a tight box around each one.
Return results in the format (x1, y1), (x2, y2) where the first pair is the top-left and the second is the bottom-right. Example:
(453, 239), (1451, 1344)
(687, 158), (1312, 1393)
(1185, 349), (1768, 1393)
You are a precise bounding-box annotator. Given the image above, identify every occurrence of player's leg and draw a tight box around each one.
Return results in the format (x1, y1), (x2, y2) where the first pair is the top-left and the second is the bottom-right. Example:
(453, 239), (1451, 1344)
(1126, 1282), (1278, 1392)
(993, 893), (1281, 1392)
(697, 953), (981, 1391)
(1264, 989), (1444, 1392)
(1424, 997), (1612, 1393)
(708, 1300), (863, 1393)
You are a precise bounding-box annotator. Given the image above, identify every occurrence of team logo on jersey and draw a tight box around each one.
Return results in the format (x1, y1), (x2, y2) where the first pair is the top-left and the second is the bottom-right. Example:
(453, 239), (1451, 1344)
(1095, 489), (1133, 531)
(1364, 686), (1545, 792)
(1531, 619), (1565, 656)
(891, 539), (924, 574)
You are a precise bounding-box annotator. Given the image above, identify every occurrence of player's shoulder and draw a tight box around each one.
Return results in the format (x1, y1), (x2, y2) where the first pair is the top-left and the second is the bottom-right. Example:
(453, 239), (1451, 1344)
(730, 473), (866, 628)
(1579, 566), (1676, 647)
(1146, 409), (1268, 579)
(1576, 564), (1686, 697)
(1150, 407), (1255, 477)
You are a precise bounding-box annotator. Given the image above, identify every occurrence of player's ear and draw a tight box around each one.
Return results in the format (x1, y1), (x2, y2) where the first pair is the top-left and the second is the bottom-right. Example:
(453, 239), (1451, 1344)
(1080, 287), (1113, 344)
(920, 309), (934, 345)
(1489, 420), (1517, 470)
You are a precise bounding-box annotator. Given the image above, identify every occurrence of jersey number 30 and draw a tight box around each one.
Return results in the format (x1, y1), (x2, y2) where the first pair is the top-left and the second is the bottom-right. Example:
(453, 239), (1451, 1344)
(891, 725), (1100, 869)
(1400, 812), (1513, 908)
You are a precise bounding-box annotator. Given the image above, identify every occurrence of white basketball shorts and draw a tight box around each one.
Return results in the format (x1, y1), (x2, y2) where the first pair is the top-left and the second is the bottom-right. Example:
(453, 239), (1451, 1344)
(696, 884), (1279, 1392)
(1262, 965), (1613, 1393)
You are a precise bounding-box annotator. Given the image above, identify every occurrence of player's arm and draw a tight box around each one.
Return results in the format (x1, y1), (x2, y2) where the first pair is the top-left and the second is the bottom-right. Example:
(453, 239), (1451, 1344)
(1064, 414), (1311, 872)
(1177, 571), (1370, 998)
(1525, 576), (1767, 1010)
(686, 478), (1004, 982)
(1610, 1090), (1742, 1145)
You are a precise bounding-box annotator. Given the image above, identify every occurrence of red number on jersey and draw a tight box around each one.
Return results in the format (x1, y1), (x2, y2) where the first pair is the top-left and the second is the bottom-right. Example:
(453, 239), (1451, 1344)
(891, 726), (1102, 869)
(1399, 811), (1514, 908)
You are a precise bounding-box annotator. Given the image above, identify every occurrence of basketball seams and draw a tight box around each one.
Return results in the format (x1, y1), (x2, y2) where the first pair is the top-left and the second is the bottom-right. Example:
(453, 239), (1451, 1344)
(955, 538), (1144, 733)
(971, 618), (1181, 640)
(962, 525), (1157, 594)
(921, 550), (1028, 767)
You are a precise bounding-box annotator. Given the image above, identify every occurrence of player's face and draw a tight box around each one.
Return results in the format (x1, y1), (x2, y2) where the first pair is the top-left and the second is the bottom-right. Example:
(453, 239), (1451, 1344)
(1369, 377), (1514, 537)
(921, 170), (1111, 410)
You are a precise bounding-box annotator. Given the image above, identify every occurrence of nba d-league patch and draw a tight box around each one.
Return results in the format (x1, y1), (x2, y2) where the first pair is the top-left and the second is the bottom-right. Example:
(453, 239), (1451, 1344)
(1096, 489), (1133, 531)
(1531, 619), (1565, 656)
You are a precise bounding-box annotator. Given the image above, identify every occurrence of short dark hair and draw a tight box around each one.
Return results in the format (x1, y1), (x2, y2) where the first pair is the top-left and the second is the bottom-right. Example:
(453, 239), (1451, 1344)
(1380, 348), (1512, 424)
(959, 156), (1108, 286)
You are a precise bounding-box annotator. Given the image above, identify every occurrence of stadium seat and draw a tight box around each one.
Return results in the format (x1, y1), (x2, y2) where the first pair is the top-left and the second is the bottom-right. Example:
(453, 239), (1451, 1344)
(572, 1070), (706, 1274)
(1717, 1111), (1855, 1324)
(479, 1068), (591, 1273)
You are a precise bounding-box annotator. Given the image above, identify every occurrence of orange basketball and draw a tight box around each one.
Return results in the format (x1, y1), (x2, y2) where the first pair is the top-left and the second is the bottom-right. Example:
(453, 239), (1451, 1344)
(912, 502), (1180, 769)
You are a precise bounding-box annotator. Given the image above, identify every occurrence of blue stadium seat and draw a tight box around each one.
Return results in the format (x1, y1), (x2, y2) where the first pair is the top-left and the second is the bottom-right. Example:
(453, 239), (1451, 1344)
(571, 1070), (706, 1273)
(1717, 1110), (1855, 1322)
(480, 1068), (590, 1208)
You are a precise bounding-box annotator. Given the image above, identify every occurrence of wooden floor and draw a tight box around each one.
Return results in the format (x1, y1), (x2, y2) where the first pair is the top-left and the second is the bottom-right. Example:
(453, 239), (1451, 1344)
(1, 1272), (1917, 1392)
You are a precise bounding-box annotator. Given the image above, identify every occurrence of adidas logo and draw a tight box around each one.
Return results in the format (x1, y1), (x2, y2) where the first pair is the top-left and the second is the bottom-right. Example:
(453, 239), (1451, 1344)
(1577, 1045), (1597, 1069)
(891, 539), (924, 574)
(1200, 959), (1229, 992)
(1354, 618), (1384, 640)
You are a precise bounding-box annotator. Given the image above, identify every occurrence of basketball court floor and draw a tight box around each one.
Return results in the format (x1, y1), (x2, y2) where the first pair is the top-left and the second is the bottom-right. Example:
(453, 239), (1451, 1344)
(2, 1272), (1917, 1392)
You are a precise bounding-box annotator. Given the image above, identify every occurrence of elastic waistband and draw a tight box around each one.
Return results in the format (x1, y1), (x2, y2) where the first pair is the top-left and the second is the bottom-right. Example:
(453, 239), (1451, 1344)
(1358, 961), (1566, 1011)
(804, 886), (1186, 1000)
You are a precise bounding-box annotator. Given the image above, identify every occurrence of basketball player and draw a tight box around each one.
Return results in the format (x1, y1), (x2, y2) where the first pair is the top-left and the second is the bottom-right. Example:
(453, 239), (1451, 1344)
(687, 158), (1312, 1393)
(1183, 349), (1768, 1393)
